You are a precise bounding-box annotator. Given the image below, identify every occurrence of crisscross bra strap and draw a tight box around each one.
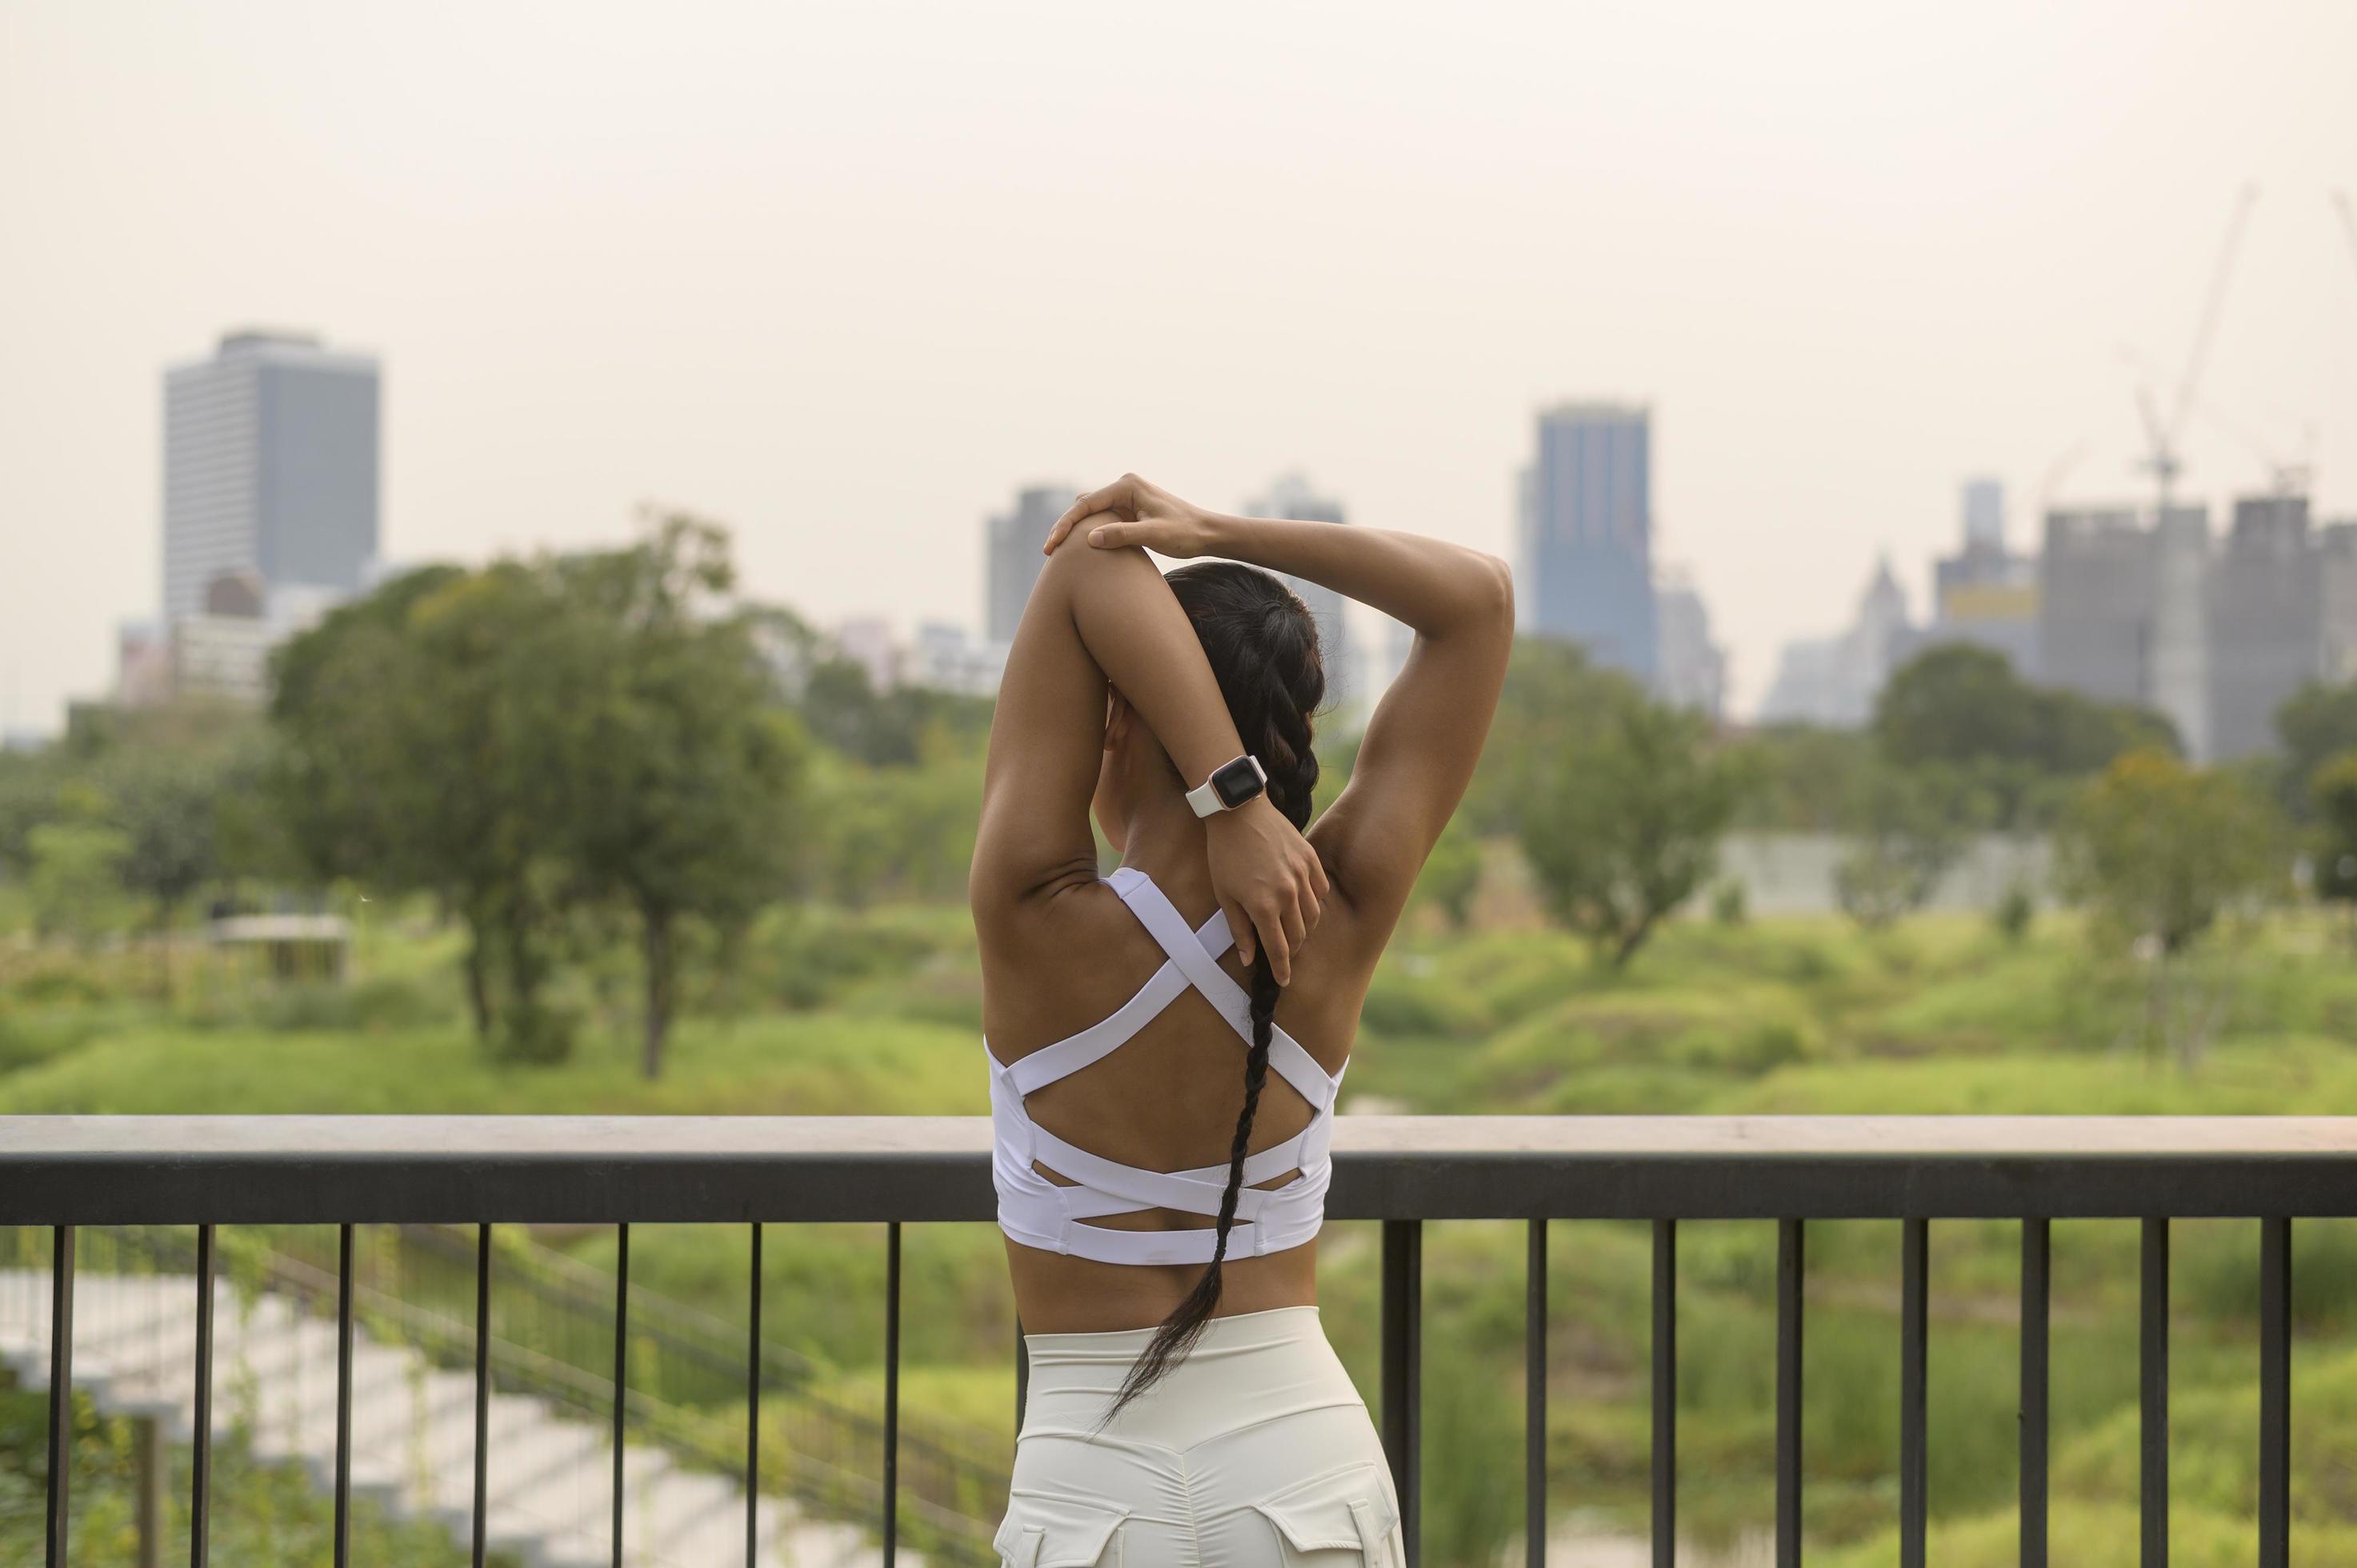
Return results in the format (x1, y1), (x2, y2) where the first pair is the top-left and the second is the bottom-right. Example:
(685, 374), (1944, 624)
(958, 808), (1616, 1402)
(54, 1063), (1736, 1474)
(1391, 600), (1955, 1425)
(1103, 868), (1338, 1114)
(986, 866), (1346, 1267)
(996, 932), (1207, 1096)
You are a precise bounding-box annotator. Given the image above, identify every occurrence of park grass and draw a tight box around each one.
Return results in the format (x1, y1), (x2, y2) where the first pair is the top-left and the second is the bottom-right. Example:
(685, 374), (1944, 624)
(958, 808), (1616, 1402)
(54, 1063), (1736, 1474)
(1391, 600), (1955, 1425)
(0, 1010), (990, 1116)
(11, 901), (2357, 1561)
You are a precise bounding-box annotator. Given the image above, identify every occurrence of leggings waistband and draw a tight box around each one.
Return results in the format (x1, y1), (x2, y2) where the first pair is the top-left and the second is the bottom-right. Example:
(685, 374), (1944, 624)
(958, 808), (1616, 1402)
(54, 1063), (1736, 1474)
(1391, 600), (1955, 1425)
(1022, 1304), (1325, 1366)
(1018, 1306), (1365, 1447)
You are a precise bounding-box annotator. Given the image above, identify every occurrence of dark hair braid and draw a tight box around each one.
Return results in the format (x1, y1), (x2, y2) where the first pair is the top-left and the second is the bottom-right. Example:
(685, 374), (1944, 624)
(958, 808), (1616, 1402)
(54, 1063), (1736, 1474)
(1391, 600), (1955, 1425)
(1105, 563), (1325, 1422)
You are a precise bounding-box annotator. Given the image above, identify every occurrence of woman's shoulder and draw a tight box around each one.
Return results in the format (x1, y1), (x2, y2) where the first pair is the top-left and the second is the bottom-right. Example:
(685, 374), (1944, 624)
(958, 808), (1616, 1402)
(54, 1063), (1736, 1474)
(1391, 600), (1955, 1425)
(974, 871), (1183, 1062)
(972, 866), (1140, 971)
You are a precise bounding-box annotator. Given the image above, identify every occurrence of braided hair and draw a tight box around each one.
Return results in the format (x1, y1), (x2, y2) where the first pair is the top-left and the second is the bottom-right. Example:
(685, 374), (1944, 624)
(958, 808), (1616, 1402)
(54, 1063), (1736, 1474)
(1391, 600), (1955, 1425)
(1105, 561), (1326, 1421)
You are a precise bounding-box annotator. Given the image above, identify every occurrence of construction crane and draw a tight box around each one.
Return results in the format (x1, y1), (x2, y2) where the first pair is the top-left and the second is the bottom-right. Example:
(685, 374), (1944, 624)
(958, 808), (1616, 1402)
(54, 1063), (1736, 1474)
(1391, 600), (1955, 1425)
(2123, 339), (2315, 502)
(2129, 184), (2259, 513)
(2203, 402), (2315, 501)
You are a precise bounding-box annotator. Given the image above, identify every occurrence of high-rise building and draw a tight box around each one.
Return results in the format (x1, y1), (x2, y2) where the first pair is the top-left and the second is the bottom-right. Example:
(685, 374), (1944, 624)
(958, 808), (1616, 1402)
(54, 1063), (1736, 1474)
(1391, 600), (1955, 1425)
(1896, 479), (2042, 676)
(2207, 494), (2320, 761)
(2322, 521), (2357, 687)
(1961, 476), (2006, 550)
(1653, 571), (1727, 720)
(1519, 402), (1656, 683)
(163, 330), (380, 630)
(1244, 474), (1354, 710)
(2039, 508), (2158, 710)
(2033, 494), (2354, 762)
(984, 485), (1073, 647)
(2150, 506), (2211, 760)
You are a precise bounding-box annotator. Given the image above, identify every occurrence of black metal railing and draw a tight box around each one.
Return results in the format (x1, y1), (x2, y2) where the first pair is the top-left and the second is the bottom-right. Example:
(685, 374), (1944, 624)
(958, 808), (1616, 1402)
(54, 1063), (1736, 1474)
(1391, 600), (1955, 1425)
(0, 1215), (1005, 1558)
(6, 1113), (2357, 1566)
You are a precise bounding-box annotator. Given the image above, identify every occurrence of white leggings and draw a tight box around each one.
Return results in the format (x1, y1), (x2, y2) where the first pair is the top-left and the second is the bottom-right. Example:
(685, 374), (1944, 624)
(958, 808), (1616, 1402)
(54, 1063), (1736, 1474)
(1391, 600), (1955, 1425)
(999, 1306), (1403, 1567)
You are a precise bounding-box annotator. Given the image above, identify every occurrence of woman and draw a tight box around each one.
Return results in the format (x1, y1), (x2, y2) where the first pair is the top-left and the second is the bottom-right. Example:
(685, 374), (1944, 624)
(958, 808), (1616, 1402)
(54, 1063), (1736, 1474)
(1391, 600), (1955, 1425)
(971, 474), (1512, 1566)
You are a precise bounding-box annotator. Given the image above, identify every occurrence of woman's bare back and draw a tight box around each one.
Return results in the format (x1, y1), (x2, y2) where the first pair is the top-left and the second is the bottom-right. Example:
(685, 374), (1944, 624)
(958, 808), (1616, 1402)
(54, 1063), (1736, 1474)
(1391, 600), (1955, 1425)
(981, 859), (1376, 1333)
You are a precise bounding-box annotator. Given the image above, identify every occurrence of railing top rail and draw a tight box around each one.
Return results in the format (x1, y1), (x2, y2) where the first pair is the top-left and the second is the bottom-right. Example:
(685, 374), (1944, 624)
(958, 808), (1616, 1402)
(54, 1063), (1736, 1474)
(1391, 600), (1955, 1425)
(8, 1114), (2357, 1224)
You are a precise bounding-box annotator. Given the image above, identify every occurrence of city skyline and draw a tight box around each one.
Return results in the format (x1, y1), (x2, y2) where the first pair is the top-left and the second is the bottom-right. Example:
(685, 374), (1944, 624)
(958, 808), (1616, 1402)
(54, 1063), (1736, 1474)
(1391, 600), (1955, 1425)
(4, 2), (2354, 735)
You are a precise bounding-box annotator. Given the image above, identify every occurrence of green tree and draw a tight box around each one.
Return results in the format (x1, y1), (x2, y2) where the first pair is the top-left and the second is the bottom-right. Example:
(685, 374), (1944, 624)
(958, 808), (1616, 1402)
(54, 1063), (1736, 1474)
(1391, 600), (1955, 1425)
(550, 514), (813, 1078)
(1727, 722), (1873, 831)
(273, 518), (814, 1074)
(0, 747), (62, 879)
(2277, 681), (2357, 820)
(272, 562), (579, 1056)
(1502, 642), (1743, 967)
(1832, 764), (1975, 931)
(2057, 749), (2282, 1066)
(1992, 878), (2038, 944)
(26, 821), (131, 947)
(810, 748), (986, 909)
(100, 720), (262, 997)
(798, 655), (994, 767)
(1875, 644), (2175, 828)
(1875, 645), (2039, 769)
(2309, 750), (2357, 939)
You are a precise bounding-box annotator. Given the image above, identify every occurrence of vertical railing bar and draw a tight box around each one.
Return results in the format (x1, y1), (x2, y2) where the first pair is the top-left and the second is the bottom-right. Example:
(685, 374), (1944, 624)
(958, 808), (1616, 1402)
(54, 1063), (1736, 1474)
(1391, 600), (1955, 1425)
(2020, 1217), (2049, 1568)
(883, 1220), (902, 1566)
(612, 1221), (629, 1568)
(472, 1222), (491, 1568)
(1775, 1218), (1803, 1568)
(2142, 1216), (2168, 1568)
(190, 1223), (214, 1568)
(2259, 1215), (2291, 1568)
(1652, 1217), (1674, 1568)
(1900, 1218), (1927, 1568)
(1527, 1218), (1547, 1568)
(748, 1222), (762, 1568)
(1382, 1218), (1423, 1567)
(334, 1222), (354, 1568)
(45, 1223), (74, 1568)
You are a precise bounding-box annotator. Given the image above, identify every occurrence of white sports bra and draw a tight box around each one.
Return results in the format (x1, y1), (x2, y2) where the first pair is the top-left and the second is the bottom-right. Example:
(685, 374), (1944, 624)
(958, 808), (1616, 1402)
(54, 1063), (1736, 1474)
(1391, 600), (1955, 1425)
(986, 865), (1347, 1266)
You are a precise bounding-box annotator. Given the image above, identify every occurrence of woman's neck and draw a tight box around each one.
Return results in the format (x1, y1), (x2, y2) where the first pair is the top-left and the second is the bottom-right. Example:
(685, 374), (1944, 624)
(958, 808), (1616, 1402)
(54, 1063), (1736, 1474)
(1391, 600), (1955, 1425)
(1114, 795), (1218, 910)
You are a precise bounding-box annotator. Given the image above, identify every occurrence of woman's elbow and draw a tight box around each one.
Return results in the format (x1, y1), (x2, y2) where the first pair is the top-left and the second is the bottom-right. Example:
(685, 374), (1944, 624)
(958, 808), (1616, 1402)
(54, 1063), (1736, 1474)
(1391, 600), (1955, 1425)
(1464, 550), (1515, 630)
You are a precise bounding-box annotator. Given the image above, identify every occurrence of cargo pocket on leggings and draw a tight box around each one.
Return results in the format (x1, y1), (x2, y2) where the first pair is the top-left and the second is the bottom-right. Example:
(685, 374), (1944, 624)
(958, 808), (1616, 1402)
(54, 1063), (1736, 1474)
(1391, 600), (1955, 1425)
(1249, 1463), (1403, 1566)
(993, 1492), (1128, 1567)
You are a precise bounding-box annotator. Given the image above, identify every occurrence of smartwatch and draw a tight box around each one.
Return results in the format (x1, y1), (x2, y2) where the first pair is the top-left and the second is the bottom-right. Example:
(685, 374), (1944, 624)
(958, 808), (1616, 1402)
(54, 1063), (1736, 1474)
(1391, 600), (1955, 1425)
(1187, 754), (1268, 818)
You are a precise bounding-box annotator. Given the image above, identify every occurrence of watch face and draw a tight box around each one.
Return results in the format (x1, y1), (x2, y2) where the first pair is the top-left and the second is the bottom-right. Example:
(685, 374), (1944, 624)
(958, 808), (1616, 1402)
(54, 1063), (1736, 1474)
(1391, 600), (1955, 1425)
(1212, 756), (1266, 808)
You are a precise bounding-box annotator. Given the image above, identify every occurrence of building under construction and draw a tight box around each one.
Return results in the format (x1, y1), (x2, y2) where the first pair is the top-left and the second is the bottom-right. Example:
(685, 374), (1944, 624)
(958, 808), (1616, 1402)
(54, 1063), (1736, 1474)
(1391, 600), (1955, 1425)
(2035, 496), (2357, 762)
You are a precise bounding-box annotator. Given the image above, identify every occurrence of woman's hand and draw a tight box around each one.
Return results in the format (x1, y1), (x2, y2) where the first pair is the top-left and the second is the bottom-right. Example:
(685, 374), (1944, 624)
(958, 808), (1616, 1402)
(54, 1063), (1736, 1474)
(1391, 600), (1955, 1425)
(1045, 474), (1222, 559)
(1205, 796), (1329, 985)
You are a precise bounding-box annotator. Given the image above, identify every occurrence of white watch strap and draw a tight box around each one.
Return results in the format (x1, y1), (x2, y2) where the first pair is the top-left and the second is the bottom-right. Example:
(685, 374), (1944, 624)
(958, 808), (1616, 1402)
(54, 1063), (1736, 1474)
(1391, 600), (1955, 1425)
(1187, 755), (1265, 818)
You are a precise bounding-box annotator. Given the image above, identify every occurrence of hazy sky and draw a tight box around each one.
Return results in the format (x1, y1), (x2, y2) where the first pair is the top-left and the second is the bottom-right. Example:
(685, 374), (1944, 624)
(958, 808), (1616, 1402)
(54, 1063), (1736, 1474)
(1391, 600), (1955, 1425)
(5, 0), (2354, 733)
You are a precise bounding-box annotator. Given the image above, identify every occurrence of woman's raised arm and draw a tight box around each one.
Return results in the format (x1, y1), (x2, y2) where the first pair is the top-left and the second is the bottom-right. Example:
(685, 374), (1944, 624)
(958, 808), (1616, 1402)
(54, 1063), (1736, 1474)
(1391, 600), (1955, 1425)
(970, 518), (1330, 980)
(1048, 474), (1513, 926)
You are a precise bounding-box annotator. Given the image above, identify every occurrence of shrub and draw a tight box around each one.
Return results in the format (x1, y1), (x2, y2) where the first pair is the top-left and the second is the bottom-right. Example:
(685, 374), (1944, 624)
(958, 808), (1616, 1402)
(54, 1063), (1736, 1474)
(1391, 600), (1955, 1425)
(243, 974), (462, 1034)
(1993, 880), (2036, 944)
(747, 909), (942, 1010)
(1711, 879), (1748, 926)
(1359, 967), (1493, 1039)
